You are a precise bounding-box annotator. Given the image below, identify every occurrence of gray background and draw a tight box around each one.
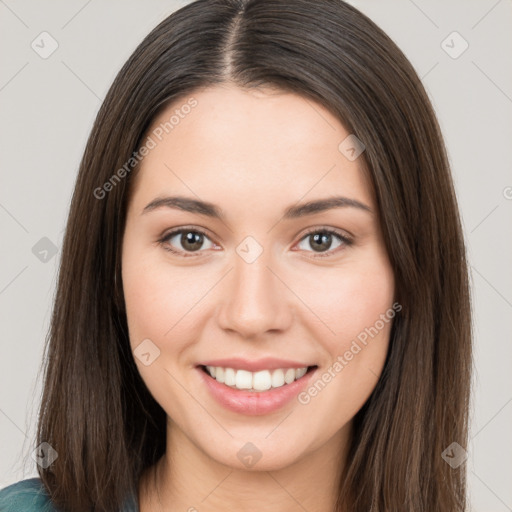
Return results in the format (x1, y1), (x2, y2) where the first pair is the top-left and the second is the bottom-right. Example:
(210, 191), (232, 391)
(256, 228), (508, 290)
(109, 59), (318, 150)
(1, 0), (511, 510)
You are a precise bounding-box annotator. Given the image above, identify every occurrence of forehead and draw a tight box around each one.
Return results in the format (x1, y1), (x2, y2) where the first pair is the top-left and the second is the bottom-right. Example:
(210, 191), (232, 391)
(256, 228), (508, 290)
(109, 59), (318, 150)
(147, 84), (344, 158)
(130, 85), (374, 215)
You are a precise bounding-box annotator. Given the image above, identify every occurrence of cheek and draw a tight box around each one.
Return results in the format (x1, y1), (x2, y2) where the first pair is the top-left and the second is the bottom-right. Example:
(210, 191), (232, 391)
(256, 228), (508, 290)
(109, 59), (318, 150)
(121, 227), (179, 345)
(122, 255), (199, 349)
(121, 250), (207, 415)
(294, 249), (395, 427)
(296, 250), (395, 345)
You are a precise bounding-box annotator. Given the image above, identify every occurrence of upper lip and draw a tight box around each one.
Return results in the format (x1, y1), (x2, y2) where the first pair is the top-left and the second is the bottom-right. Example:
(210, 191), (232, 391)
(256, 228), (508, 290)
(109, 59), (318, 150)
(197, 357), (316, 372)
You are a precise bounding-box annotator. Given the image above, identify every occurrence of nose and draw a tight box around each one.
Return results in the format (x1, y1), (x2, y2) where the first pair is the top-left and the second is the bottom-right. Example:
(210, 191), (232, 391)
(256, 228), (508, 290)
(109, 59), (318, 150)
(216, 249), (293, 339)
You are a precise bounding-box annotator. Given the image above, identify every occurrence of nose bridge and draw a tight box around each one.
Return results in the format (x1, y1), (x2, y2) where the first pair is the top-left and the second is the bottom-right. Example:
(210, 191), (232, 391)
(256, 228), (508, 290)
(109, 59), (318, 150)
(217, 240), (290, 337)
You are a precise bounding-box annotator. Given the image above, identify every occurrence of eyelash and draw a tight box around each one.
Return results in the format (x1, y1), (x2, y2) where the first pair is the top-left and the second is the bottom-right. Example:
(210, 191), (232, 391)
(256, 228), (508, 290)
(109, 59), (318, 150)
(157, 226), (353, 259)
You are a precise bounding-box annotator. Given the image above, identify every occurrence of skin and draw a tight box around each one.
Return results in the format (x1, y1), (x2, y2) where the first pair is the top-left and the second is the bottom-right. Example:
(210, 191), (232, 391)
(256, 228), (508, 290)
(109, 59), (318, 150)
(121, 84), (395, 512)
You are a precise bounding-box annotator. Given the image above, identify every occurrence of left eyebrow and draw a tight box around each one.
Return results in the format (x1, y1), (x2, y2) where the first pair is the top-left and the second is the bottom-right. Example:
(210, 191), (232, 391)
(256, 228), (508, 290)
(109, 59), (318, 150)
(282, 196), (373, 218)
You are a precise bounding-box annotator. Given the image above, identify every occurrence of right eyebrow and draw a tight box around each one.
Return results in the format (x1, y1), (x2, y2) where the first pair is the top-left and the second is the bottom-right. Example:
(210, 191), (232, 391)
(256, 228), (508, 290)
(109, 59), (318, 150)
(141, 196), (225, 220)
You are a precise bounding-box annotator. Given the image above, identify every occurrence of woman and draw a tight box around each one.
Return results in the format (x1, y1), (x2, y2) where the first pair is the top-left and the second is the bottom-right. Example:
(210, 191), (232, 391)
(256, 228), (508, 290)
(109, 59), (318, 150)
(0, 0), (472, 510)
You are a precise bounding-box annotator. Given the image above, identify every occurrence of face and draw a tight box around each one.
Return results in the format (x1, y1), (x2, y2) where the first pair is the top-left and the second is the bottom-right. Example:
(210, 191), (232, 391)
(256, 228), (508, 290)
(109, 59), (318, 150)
(122, 84), (395, 471)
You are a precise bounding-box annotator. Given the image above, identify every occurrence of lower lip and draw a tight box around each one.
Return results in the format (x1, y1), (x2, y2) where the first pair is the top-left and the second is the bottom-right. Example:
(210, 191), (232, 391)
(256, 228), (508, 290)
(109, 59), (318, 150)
(196, 366), (318, 416)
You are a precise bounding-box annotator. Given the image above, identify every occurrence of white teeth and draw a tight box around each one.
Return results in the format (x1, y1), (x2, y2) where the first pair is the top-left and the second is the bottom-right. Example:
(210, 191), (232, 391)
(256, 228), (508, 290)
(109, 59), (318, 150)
(296, 367), (307, 379)
(235, 370), (253, 390)
(253, 370), (272, 391)
(215, 367), (225, 383)
(284, 368), (296, 384)
(271, 369), (285, 388)
(224, 368), (236, 386)
(204, 365), (310, 391)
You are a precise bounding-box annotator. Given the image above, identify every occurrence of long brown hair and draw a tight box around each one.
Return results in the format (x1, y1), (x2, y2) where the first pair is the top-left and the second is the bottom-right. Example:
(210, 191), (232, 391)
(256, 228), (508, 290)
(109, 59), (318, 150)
(34, 0), (472, 510)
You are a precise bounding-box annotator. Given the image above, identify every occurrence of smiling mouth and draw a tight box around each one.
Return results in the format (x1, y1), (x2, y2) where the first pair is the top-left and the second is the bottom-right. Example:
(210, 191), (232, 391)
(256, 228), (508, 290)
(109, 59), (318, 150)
(198, 364), (318, 392)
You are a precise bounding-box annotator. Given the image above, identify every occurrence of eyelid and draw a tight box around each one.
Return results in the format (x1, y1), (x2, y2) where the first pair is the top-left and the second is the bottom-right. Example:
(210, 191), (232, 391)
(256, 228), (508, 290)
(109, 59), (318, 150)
(157, 225), (353, 258)
(298, 226), (353, 243)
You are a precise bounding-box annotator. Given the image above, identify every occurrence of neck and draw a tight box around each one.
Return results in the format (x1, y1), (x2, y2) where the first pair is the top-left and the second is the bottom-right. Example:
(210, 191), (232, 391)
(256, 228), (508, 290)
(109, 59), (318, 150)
(138, 420), (352, 512)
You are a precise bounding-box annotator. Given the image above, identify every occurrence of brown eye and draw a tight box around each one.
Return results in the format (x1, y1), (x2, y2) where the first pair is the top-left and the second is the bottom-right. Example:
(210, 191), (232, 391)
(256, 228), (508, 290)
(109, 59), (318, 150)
(296, 229), (353, 257)
(179, 231), (205, 252)
(160, 229), (215, 255)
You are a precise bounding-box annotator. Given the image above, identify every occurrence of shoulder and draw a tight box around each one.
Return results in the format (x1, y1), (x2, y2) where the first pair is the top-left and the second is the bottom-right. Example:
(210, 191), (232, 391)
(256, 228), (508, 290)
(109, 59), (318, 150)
(0, 477), (57, 511)
(0, 477), (139, 512)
